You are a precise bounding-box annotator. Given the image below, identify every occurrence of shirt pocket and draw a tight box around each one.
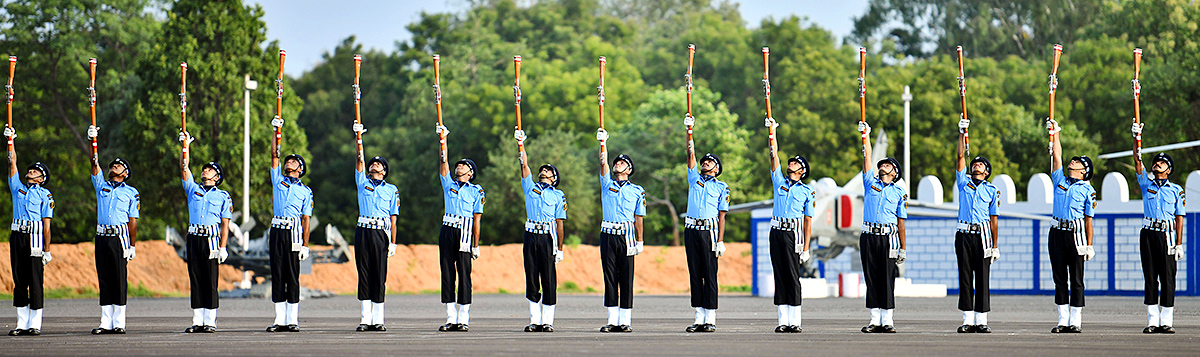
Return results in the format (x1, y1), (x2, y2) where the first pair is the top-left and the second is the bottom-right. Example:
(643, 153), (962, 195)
(115, 196), (132, 215)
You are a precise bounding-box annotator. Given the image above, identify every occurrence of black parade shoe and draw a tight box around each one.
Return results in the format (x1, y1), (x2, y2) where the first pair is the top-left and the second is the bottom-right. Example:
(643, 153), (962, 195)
(787, 325), (802, 333)
(356, 324), (370, 332)
(23, 328), (39, 336)
(600, 324), (614, 333)
(615, 325), (632, 333)
(184, 325), (201, 333)
(861, 325), (879, 333)
(453, 324), (466, 332)
(92, 328), (109, 335)
(1156, 326), (1175, 334)
(439, 323), (455, 332)
(775, 325), (788, 333)
(974, 325), (991, 333)
(525, 324), (542, 332)
(878, 325), (896, 333)
(698, 324), (716, 333)
(266, 324), (283, 332)
(957, 325), (973, 333)
(685, 324), (701, 333)
(201, 326), (216, 333)
(110, 328), (126, 334)
(1064, 325), (1081, 333)
(541, 325), (554, 333)
(371, 324), (387, 332)
(9, 329), (23, 336)
(285, 324), (300, 332)
(1050, 325), (1067, 333)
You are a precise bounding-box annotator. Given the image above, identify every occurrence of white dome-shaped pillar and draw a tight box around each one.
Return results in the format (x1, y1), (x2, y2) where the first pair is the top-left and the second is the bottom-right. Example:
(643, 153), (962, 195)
(1100, 172), (1129, 202)
(917, 175), (944, 205)
(992, 174), (1017, 204)
(1028, 173), (1053, 204)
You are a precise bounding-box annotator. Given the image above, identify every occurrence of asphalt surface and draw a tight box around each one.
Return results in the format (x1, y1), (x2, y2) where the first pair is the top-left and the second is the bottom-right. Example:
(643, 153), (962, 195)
(0, 294), (1196, 356)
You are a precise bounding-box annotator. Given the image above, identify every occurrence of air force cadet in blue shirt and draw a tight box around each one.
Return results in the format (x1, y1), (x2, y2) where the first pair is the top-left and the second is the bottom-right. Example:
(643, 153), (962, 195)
(858, 121), (907, 334)
(953, 118), (1000, 334)
(515, 128), (567, 333)
(350, 122), (399, 332)
(764, 117), (814, 333)
(1130, 121), (1185, 334)
(436, 124), (483, 332)
(86, 124), (139, 335)
(595, 128), (645, 333)
(682, 113), (729, 333)
(178, 131), (232, 334)
(1045, 119), (1096, 334)
(266, 116), (313, 333)
(5, 126), (53, 336)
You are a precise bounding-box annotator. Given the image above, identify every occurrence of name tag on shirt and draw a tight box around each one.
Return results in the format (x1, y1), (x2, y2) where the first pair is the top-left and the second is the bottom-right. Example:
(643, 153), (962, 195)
(194, 191), (204, 197)
(1148, 189), (1158, 194)
(609, 187), (620, 193)
(365, 185), (375, 192)
(1057, 184), (1067, 191)
(779, 186), (789, 192)
(696, 180), (705, 187)
(871, 185), (882, 192)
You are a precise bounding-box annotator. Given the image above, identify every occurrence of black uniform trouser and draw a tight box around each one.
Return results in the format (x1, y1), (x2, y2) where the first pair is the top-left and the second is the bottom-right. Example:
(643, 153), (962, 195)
(1140, 229), (1176, 307)
(1048, 228), (1085, 307)
(10, 232), (44, 309)
(269, 228), (300, 304)
(523, 231), (557, 305)
(769, 228), (802, 306)
(600, 232), (635, 309)
(684, 228), (718, 309)
(860, 233), (896, 309)
(355, 227), (389, 303)
(438, 225), (472, 304)
(954, 232), (990, 312)
(186, 234), (219, 309)
(95, 235), (128, 306)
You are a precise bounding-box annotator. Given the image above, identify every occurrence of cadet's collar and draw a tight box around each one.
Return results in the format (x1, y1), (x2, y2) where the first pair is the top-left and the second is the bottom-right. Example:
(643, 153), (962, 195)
(284, 176), (301, 185)
(201, 185), (216, 192)
(700, 174), (715, 182)
(368, 178), (385, 187)
(24, 182), (40, 190)
(536, 182), (552, 191)
(616, 180), (630, 187)
(107, 180), (126, 188)
(1066, 177), (1079, 185)
(1153, 178), (1169, 187)
(971, 178), (985, 187)
(456, 181), (467, 188)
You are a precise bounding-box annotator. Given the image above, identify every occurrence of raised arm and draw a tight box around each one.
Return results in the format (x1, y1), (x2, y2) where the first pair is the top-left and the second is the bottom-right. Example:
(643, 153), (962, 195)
(517, 129), (530, 179)
(956, 118), (968, 172)
(179, 131), (193, 179)
(438, 125), (450, 177)
(861, 122), (873, 174)
(767, 118), (780, 171)
(354, 122), (366, 173)
(6, 126), (16, 178)
(598, 128), (609, 177)
(1048, 119), (1062, 172)
(686, 117), (696, 169)
(1132, 119), (1144, 175)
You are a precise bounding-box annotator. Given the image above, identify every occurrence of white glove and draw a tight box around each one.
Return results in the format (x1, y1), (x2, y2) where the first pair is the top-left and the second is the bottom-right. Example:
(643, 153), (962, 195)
(471, 246), (480, 260)
(436, 124), (449, 136)
(514, 129), (527, 143)
(271, 116), (284, 129)
(87, 125), (100, 139)
(988, 248), (1000, 263)
(1046, 118), (1061, 135)
(298, 246), (310, 261)
(352, 122), (366, 134)
(714, 241), (726, 258)
(124, 246), (137, 261)
(596, 128), (608, 142)
(1083, 245), (1095, 261)
(3, 126), (14, 138)
(179, 131), (195, 145)
(858, 121), (871, 137)
(1131, 120), (1143, 137)
(896, 248), (907, 265)
(554, 249), (564, 264)
(764, 117), (778, 129)
(798, 250), (811, 264)
(634, 241), (644, 255)
(388, 243), (397, 257)
(684, 114), (695, 127)
(958, 117), (970, 133)
(41, 251), (52, 266)
(1171, 246), (1184, 261)
(218, 247), (229, 263)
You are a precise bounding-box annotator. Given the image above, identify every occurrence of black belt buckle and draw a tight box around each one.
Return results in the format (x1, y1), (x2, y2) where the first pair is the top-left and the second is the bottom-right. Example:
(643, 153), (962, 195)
(1150, 221), (1166, 230)
(1058, 221), (1072, 230)
(870, 226), (883, 234)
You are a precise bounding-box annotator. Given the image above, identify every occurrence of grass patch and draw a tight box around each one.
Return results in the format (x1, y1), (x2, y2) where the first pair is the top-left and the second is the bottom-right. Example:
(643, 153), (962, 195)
(565, 234), (582, 249)
(585, 286), (597, 293)
(497, 288), (510, 294)
(740, 249), (752, 257)
(129, 283), (186, 298)
(0, 284), (182, 300)
(720, 285), (751, 293)
(396, 289), (439, 295)
(559, 281), (583, 293)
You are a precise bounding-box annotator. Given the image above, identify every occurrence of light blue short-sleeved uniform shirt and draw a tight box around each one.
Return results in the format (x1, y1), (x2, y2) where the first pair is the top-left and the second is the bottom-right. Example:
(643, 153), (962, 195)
(10, 175), (53, 222)
(1051, 168), (1095, 220)
(1136, 172), (1185, 220)
(685, 167), (729, 219)
(92, 173), (139, 225)
(357, 170), (400, 219)
(440, 173), (484, 217)
(862, 172), (907, 224)
(271, 166), (313, 218)
(601, 174), (646, 222)
(770, 168), (814, 219)
(956, 169), (999, 223)
(182, 172), (232, 225)
(522, 175), (566, 222)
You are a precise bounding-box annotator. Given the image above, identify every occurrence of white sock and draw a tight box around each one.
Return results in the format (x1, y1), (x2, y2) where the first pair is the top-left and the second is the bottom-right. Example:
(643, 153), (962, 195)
(286, 303), (299, 325)
(975, 312), (987, 325)
(273, 302), (286, 326)
(693, 307), (704, 325)
(777, 305), (789, 326)
(374, 302), (386, 325)
(704, 309), (716, 325)
(446, 303), (458, 324)
(791, 305), (802, 328)
(542, 304), (555, 326)
(1161, 307), (1174, 327)
(205, 309), (217, 327)
(192, 308), (204, 326)
(113, 305), (126, 329)
(870, 308), (881, 326)
(455, 304), (467, 325)
(360, 300), (372, 325)
(962, 311), (975, 326)
(1068, 306), (1082, 327)
(1147, 304), (1160, 327)
(529, 301), (542, 325)
(28, 309), (42, 330)
(607, 306), (619, 326)
(16, 306), (30, 330)
(1056, 305), (1069, 326)
(619, 308), (632, 326)
(100, 305), (114, 329)
(881, 309), (894, 326)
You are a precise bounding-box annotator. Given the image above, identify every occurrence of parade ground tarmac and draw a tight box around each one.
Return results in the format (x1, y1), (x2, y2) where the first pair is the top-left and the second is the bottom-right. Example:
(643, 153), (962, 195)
(0, 294), (1196, 356)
